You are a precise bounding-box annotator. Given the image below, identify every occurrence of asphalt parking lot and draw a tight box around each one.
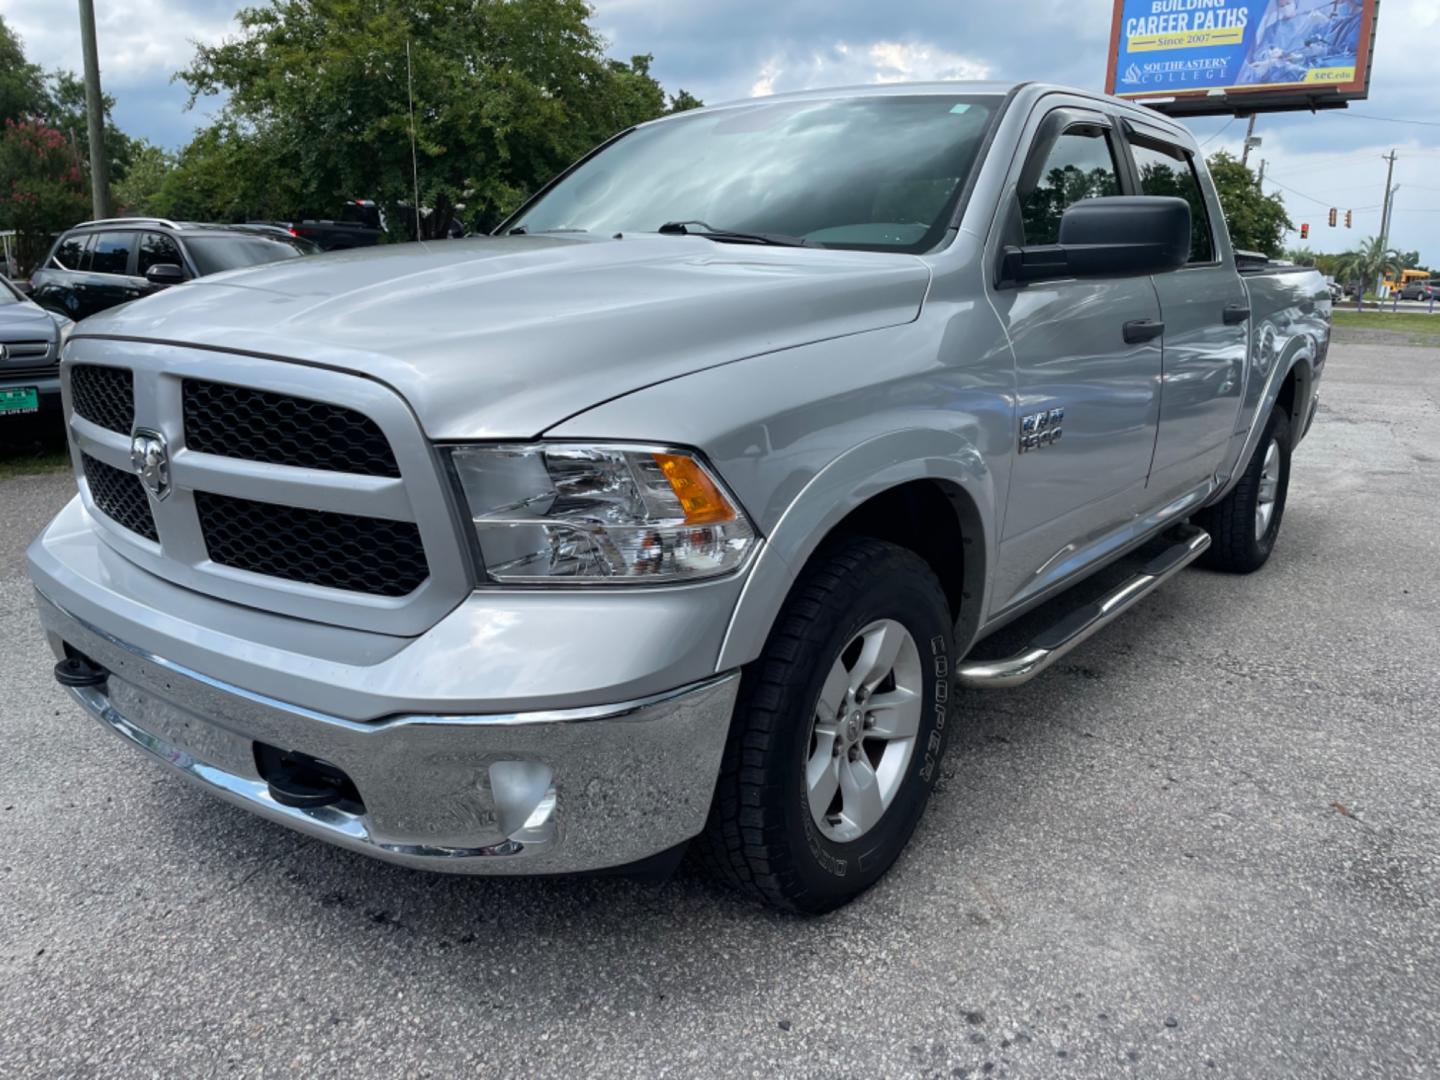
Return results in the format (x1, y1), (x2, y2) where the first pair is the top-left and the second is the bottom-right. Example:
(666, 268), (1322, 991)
(2, 336), (1437, 1078)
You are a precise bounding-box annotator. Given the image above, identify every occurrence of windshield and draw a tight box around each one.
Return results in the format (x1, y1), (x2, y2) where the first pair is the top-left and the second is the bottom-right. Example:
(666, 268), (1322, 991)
(509, 95), (999, 253)
(187, 235), (311, 276)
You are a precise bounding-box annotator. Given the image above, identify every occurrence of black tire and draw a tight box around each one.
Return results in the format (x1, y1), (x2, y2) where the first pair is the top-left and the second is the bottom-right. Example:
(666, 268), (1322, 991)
(697, 537), (954, 913)
(1195, 407), (1292, 573)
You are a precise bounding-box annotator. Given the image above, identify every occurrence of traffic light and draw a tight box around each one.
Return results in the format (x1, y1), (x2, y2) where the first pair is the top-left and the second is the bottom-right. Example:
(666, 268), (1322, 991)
(1300, 223), (1309, 239)
(1328, 207), (1338, 227)
(1345, 210), (1353, 228)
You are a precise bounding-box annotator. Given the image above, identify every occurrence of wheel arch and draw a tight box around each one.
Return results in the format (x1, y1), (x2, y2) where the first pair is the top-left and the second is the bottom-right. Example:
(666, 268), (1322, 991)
(716, 430), (995, 671)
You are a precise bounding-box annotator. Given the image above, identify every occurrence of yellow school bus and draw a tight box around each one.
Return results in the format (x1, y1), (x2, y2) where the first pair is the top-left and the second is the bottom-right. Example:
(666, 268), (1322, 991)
(1382, 269), (1431, 292)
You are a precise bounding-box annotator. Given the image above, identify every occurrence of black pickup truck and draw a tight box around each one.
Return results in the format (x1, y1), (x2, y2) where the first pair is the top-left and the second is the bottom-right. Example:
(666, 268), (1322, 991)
(256, 200), (385, 251)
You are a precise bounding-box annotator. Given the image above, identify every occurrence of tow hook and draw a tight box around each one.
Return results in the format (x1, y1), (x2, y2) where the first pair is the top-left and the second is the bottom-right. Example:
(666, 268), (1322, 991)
(253, 742), (362, 810)
(54, 654), (108, 689)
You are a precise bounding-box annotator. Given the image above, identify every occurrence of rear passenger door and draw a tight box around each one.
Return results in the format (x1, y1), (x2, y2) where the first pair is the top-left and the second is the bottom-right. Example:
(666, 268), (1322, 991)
(1121, 123), (1248, 498)
(31, 232), (92, 319)
(987, 106), (1165, 614)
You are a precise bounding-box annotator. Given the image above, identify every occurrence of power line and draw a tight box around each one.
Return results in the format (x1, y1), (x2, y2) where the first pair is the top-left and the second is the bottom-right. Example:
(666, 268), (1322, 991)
(1199, 116), (1237, 148)
(1265, 176), (1335, 207)
(1331, 112), (1440, 128)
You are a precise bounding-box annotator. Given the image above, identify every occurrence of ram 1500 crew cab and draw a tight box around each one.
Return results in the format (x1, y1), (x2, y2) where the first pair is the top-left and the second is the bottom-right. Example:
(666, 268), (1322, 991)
(29, 82), (1329, 912)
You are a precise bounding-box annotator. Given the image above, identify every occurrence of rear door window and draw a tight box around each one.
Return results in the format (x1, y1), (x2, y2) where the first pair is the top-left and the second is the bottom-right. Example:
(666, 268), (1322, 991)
(1128, 138), (1215, 263)
(1019, 127), (1122, 245)
(90, 232), (137, 276)
(53, 233), (90, 271)
(137, 232), (185, 277)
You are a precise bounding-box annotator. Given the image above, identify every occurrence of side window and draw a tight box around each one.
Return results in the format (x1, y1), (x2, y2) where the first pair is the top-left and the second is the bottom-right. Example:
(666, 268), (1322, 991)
(137, 232), (184, 276)
(90, 232), (137, 276)
(1129, 139), (1215, 263)
(1020, 127), (1122, 246)
(52, 233), (89, 271)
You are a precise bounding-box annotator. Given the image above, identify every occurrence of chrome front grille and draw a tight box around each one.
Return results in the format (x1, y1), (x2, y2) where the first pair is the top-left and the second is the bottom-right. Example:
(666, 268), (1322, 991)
(70, 364), (135, 433)
(195, 491), (428, 597)
(1, 340), (52, 361)
(61, 344), (471, 635)
(182, 379), (401, 477)
(1, 339), (56, 382)
(80, 452), (158, 542)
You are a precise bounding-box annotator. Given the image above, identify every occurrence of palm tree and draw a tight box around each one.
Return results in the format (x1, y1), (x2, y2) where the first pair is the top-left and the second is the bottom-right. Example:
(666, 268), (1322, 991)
(1284, 247), (1317, 267)
(1334, 237), (1401, 310)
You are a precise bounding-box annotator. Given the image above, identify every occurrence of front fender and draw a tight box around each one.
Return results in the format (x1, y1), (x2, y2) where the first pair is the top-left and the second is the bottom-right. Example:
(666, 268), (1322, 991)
(716, 428), (996, 670)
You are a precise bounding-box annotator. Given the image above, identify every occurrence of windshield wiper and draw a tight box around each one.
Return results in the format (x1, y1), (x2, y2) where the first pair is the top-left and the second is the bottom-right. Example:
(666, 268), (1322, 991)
(657, 220), (814, 248)
(507, 226), (589, 236)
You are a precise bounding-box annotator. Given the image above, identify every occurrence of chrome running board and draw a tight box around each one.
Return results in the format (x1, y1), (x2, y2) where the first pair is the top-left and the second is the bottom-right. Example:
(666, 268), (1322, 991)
(956, 526), (1211, 690)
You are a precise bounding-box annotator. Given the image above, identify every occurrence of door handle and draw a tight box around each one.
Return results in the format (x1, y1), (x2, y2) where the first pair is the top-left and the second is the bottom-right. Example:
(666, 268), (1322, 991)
(1122, 318), (1165, 344)
(1223, 303), (1251, 325)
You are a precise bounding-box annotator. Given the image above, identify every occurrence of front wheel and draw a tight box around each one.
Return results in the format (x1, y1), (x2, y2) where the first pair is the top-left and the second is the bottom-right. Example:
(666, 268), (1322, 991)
(1196, 407), (1292, 573)
(697, 537), (954, 913)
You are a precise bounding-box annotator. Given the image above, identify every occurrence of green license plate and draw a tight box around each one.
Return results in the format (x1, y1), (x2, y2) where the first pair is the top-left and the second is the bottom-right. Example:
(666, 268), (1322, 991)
(0, 386), (39, 416)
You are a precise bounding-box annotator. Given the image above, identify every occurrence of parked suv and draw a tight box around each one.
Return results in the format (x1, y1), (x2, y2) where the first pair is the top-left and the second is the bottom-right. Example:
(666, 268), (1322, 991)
(1399, 280), (1434, 301)
(29, 218), (315, 322)
(0, 273), (70, 424)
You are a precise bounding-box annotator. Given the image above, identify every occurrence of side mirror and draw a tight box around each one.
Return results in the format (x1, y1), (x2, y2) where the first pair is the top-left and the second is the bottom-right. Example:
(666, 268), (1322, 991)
(1000, 196), (1191, 286)
(144, 263), (186, 287)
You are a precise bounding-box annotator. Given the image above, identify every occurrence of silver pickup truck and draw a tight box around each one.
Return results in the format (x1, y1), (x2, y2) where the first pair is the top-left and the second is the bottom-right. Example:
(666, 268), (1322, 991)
(28, 81), (1329, 912)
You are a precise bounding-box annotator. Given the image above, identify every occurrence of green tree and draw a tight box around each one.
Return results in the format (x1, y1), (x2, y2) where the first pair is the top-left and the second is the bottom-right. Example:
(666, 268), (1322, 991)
(44, 68), (137, 184)
(0, 16), (48, 125)
(1284, 247), (1316, 266)
(1334, 236), (1400, 307)
(1206, 151), (1291, 256)
(0, 118), (89, 273)
(113, 140), (175, 215)
(177, 0), (701, 236)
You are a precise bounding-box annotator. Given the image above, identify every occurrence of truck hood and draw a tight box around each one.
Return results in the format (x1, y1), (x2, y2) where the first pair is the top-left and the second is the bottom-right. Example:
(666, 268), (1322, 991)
(76, 234), (931, 438)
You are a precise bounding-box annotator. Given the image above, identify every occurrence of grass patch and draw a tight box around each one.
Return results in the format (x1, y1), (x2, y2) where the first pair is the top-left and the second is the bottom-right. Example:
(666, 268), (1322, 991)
(1331, 309), (1440, 346)
(0, 448), (69, 481)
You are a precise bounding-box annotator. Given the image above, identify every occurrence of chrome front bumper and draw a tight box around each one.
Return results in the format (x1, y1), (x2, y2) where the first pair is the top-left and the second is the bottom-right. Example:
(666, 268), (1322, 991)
(37, 592), (739, 874)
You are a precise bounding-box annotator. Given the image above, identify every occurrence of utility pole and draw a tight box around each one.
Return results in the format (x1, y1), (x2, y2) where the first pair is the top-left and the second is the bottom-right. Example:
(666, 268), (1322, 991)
(1240, 114), (1258, 167)
(77, 0), (110, 220)
(1377, 150), (1398, 297)
(1378, 150), (1398, 250)
(1257, 159), (1267, 189)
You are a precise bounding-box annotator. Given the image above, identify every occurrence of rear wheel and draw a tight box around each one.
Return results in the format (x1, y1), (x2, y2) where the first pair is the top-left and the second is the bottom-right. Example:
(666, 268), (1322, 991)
(698, 537), (953, 913)
(1196, 407), (1292, 573)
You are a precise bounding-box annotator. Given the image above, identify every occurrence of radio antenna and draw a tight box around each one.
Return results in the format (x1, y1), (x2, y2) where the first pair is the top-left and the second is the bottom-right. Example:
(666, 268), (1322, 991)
(406, 38), (422, 241)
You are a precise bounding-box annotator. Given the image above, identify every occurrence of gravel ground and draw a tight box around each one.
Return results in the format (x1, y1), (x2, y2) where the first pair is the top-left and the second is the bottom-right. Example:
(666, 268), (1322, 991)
(2, 339), (1437, 1078)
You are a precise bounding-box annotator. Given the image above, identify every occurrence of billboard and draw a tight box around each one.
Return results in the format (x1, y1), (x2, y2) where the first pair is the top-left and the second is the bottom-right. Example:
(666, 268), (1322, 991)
(1106, 0), (1379, 115)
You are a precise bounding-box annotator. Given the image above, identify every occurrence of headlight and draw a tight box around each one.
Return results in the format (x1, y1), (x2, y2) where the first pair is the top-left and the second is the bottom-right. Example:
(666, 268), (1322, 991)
(448, 443), (757, 584)
(52, 315), (75, 348)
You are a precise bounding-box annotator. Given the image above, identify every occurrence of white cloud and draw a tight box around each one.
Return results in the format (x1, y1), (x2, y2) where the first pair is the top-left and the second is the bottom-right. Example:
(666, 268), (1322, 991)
(0, 0), (237, 86)
(745, 39), (990, 100)
(749, 60), (780, 98)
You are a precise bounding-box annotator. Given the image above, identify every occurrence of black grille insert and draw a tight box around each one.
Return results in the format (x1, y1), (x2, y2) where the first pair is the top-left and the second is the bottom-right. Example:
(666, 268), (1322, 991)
(195, 493), (427, 597)
(70, 365), (135, 434)
(81, 453), (158, 541)
(183, 380), (400, 477)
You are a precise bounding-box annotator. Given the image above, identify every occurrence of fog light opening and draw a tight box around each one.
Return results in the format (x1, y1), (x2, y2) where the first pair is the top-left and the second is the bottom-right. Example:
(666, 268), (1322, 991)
(489, 760), (556, 839)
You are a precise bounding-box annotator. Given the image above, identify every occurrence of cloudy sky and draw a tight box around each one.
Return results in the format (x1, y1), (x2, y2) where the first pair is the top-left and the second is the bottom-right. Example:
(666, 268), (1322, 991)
(2, 0), (1436, 261)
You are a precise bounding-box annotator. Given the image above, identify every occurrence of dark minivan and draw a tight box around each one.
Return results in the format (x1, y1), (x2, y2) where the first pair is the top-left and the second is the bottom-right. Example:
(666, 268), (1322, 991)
(30, 218), (316, 322)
